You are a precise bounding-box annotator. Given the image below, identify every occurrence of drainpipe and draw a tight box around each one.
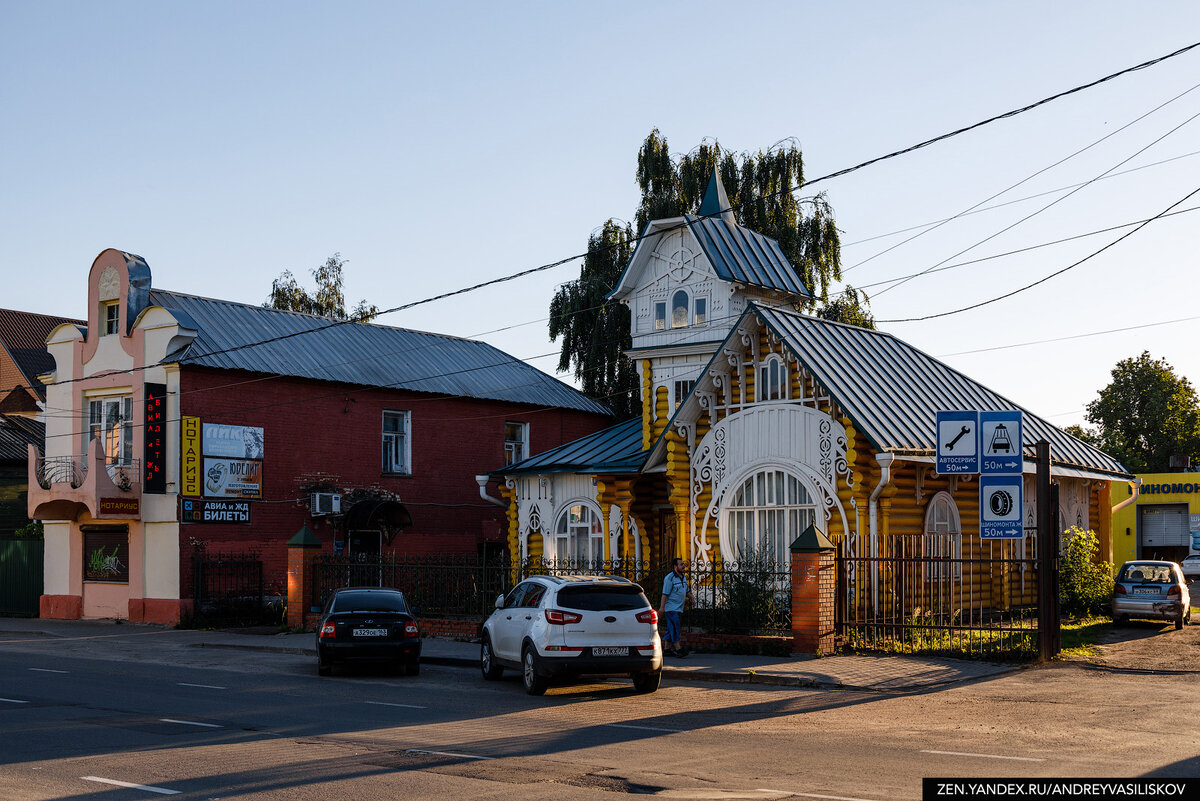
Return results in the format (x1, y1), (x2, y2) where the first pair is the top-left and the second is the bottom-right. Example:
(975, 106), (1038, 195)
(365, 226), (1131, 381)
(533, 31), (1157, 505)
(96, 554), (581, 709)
(1110, 477), (1142, 515)
(868, 452), (895, 615)
(475, 475), (506, 508)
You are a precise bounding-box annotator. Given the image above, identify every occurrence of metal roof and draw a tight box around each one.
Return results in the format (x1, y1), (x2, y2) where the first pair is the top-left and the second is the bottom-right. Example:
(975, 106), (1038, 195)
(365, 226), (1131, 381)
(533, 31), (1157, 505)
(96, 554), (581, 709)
(755, 306), (1129, 478)
(683, 215), (811, 297)
(498, 417), (647, 475)
(0, 308), (86, 399)
(0, 414), (43, 460)
(150, 290), (611, 415)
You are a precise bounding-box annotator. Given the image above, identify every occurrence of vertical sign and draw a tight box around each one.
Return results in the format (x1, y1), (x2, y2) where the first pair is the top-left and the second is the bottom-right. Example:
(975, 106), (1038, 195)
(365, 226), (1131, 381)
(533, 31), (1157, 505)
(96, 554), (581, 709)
(181, 416), (202, 497)
(143, 383), (167, 494)
(980, 411), (1023, 476)
(980, 477), (1024, 539)
(935, 410), (979, 474)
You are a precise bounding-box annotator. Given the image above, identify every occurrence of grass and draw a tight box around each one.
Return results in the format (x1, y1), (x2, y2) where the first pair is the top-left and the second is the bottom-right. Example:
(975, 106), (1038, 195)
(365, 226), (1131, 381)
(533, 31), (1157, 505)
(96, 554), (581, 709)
(1057, 616), (1110, 658)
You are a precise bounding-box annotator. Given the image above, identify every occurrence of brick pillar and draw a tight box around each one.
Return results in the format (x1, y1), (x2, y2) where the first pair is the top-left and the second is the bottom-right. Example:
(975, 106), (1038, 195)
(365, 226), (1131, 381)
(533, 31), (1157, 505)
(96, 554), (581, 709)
(790, 524), (836, 655)
(286, 525), (322, 630)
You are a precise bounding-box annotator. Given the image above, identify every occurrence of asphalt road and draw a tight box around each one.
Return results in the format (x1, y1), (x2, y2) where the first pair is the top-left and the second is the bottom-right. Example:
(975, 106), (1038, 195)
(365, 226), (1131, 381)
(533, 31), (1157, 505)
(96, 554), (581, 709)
(1, 630), (1198, 800)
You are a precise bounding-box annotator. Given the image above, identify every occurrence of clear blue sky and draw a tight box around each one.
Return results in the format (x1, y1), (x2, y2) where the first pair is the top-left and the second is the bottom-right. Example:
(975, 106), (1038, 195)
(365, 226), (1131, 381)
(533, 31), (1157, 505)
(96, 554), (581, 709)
(3, 2), (1199, 431)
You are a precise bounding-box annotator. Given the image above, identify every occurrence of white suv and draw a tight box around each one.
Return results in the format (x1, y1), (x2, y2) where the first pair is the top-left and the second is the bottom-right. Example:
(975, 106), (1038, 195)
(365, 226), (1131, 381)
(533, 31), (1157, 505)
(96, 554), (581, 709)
(480, 575), (663, 695)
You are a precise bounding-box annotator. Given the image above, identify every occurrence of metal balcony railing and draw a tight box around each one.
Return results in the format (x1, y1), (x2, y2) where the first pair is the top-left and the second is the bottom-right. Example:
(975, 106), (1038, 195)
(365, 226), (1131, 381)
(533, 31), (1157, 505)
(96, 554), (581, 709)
(36, 455), (87, 489)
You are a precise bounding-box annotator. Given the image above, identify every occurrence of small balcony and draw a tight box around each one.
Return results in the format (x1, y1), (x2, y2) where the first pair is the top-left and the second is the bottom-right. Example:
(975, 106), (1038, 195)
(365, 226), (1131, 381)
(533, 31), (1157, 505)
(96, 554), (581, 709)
(28, 439), (143, 521)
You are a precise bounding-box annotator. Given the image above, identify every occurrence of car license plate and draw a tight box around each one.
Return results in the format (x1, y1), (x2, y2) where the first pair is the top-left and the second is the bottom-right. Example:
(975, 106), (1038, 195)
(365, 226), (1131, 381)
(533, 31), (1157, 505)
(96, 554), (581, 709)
(592, 646), (628, 656)
(353, 628), (387, 637)
(1132, 588), (1158, 595)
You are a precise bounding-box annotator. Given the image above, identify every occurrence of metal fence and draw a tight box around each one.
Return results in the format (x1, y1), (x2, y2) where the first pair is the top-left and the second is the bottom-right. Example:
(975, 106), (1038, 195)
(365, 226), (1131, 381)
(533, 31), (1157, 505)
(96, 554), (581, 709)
(191, 551), (269, 626)
(836, 536), (1040, 660)
(0, 538), (43, 617)
(313, 553), (509, 618)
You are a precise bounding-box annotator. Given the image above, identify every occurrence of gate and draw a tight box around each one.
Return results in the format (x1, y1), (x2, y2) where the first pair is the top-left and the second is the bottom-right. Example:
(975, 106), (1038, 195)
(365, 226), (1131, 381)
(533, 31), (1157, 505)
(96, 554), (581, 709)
(836, 534), (1040, 660)
(0, 539), (43, 617)
(312, 553), (509, 618)
(192, 551), (269, 626)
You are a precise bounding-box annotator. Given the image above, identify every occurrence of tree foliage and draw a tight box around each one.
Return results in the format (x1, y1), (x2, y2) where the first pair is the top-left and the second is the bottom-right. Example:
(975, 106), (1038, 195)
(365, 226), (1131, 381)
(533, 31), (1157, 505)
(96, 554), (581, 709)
(552, 130), (872, 416)
(265, 253), (379, 321)
(1058, 526), (1113, 618)
(1083, 351), (1200, 473)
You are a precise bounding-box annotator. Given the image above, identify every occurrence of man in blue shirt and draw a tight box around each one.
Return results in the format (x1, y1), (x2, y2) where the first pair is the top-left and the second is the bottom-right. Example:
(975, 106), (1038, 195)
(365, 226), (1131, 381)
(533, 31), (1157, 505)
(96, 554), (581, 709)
(658, 557), (691, 658)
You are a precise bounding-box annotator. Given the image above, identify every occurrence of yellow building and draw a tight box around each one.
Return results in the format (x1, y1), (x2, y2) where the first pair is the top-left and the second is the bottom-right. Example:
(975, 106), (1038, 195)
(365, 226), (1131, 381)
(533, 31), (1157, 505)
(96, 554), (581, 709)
(1111, 473), (1200, 566)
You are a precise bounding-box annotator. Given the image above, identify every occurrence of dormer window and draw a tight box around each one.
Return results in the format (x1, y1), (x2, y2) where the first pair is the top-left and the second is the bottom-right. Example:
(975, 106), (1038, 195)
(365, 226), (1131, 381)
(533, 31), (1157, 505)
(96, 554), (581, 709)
(758, 355), (786, 401)
(671, 290), (689, 328)
(102, 301), (120, 336)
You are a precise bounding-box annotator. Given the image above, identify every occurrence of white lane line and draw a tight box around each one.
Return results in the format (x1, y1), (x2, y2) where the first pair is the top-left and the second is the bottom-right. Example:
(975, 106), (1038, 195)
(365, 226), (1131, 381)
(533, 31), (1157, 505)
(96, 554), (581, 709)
(606, 723), (684, 734)
(365, 701), (428, 709)
(28, 668), (68, 674)
(758, 790), (882, 801)
(160, 718), (222, 728)
(920, 749), (1046, 762)
(405, 748), (493, 761)
(177, 682), (226, 690)
(82, 776), (180, 795)
(0, 698), (29, 704)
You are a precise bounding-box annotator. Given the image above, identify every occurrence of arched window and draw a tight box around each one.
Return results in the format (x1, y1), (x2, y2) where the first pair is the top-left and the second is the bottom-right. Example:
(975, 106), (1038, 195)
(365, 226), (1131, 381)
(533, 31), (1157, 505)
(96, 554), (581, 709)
(923, 491), (962, 580)
(553, 503), (603, 563)
(758, 355), (785, 401)
(671, 290), (689, 328)
(725, 469), (814, 564)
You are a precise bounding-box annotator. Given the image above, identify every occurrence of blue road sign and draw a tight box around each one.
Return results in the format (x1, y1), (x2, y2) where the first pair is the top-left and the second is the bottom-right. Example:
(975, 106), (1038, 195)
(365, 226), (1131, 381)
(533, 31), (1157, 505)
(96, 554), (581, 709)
(936, 410), (979, 474)
(980, 476), (1024, 540)
(980, 411), (1023, 476)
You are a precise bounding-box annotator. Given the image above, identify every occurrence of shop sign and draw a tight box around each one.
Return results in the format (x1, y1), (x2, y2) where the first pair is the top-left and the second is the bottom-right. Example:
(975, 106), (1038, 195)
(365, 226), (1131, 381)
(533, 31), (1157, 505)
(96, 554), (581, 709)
(203, 423), (265, 460)
(181, 498), (252, 524)
(979, 411), (1022, 476)
(143, 383), (167, 494)
(181, 416), (202, 497)
(204, 457), (263, 499)
(1140, 482), (1200, 495)
(979, 477), (1024, 540)
(84, 529), (129, 583)
(936, 410), (978, 474)
(99, 497), (140, 516)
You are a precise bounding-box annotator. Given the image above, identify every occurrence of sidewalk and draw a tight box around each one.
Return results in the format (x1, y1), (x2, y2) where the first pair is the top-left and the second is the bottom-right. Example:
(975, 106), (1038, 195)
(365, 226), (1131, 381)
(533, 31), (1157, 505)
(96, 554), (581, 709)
(0, 618), (1020, 692)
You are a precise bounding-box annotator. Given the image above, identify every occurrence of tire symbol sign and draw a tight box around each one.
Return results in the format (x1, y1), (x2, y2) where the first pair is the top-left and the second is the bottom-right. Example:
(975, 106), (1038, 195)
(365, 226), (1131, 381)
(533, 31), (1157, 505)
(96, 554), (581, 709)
(989, 489), (1013, 517)
(980, 477), (1023, 539)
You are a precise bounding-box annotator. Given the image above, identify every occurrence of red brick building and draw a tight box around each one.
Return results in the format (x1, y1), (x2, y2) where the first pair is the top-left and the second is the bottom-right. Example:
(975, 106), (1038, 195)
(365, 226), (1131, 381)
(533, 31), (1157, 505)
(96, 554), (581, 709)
(29, 249), (611, 623)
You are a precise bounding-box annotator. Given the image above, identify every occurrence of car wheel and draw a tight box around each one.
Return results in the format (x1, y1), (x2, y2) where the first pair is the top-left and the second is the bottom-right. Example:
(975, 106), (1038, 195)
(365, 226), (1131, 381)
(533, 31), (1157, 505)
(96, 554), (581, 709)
(1176, 614), (1185, 630)
(481, 636), (503, 680)
(522, 646), (547, 696)
(405, 659), (421, 676)
(632, 670), (661, 694)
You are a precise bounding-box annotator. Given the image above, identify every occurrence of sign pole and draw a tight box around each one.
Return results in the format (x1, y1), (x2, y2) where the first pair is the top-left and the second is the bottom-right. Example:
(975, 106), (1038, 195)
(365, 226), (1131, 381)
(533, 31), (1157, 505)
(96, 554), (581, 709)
(1036, 439), (1060, 661)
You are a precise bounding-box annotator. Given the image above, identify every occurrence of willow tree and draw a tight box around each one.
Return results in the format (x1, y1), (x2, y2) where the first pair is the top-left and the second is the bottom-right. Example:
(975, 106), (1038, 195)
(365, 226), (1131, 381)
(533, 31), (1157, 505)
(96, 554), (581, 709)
(265, 253), (379, 321)
(552, 129), (871, 417)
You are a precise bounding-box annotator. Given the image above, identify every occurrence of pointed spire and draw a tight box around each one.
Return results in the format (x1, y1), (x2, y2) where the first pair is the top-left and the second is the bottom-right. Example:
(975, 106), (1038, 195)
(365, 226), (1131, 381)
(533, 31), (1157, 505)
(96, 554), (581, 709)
(698, 170), (736, 224)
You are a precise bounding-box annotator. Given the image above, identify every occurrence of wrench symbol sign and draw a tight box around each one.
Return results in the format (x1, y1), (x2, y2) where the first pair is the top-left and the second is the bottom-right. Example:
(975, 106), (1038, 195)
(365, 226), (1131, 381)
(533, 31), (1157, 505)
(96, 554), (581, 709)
(944, 425), (971, 451)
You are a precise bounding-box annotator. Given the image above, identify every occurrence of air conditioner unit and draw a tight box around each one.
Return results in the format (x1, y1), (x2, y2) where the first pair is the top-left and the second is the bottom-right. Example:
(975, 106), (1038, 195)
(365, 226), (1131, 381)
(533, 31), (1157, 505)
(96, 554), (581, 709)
(310, 492), (342, 516)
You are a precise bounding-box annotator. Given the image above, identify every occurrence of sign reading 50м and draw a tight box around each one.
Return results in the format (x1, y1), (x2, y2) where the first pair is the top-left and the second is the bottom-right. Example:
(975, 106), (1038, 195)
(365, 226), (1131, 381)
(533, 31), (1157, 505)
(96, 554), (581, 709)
(936, 411), (979, 474)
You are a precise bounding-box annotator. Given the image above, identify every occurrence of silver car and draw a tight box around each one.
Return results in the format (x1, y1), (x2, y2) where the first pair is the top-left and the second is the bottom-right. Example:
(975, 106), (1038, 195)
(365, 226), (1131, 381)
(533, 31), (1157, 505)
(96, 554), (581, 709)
(1180, 554), (1200, 582)
(1112, 560), (1192, 629)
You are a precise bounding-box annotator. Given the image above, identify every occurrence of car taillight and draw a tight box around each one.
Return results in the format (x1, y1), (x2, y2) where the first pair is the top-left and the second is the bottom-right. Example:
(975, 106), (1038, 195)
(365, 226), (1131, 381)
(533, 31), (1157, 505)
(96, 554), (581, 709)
(404, 622), (419, 637)
(1114, 584), (1126, 595)
(636, 610), (658, 625)
(544, 609), (583, 625)
(544, 645), (585, 652)
(319, 623), (337, 638)
(1167, 585), (1182, 598)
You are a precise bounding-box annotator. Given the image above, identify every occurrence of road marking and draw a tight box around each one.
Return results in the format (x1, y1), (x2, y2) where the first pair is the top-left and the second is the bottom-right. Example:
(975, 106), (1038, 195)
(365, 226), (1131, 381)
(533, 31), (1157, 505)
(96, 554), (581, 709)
(920, 749), (1046, 762)
(606, 723), (684, 734)
(758, 790), (882, 801)
(0, 698), (29, 704)
(405, 748), (493, 761)
(160, 718), (222, 728)
(177, 682), (226, 690)
(28, 668), (68, 674)
(82, 776), (180, 795)
(365, 701), (427, 709)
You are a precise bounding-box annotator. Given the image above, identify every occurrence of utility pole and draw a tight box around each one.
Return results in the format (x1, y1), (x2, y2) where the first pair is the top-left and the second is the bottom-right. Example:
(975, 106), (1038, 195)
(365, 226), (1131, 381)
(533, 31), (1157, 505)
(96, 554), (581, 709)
(1036, 439), (1061, 661)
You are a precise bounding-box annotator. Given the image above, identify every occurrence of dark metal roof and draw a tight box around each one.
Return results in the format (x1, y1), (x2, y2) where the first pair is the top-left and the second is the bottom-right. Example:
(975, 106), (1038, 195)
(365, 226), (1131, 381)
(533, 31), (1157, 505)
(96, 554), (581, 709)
(498, 417), (647, 475)
(683, 215), (812, 297)
(0, 308), (86, 399)
(0, 414), (43, 461)
(756, 306), (1129, 477)
(149, 290), (611, 416)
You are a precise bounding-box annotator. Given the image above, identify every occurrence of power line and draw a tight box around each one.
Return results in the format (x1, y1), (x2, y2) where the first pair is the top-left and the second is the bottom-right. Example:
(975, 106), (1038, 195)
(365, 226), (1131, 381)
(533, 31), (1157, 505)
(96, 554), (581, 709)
(938, 314), (1200, 357)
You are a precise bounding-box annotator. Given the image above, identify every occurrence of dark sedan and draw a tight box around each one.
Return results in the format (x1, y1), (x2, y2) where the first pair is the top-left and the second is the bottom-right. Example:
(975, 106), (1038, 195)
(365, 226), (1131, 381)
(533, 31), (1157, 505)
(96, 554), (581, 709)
(316, 587), (421, 676)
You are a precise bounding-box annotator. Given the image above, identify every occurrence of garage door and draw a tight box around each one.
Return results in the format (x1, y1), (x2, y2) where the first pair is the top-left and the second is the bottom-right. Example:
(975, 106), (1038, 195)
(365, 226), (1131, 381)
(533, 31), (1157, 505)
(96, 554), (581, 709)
(1141, 505), (1189, 547)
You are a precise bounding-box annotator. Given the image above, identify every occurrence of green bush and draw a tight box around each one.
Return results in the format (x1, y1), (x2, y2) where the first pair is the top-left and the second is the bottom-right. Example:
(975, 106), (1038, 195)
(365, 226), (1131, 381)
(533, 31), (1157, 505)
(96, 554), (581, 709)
(1058, 526), (1113, 618)
(14, 520), (43, 540)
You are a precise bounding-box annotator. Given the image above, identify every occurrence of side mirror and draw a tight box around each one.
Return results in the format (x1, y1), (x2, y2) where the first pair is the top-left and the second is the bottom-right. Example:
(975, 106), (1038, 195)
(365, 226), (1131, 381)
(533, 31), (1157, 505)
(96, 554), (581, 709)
(495, 594), (506, 610)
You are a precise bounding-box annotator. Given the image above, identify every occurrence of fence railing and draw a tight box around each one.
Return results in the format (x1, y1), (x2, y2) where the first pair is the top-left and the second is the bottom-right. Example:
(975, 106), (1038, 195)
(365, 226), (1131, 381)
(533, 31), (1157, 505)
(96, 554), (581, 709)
(191, 550), (268, 626)
(313, 554), (509, 618)
(836, 538), (1039, 661)
(36, 455), (87, 489)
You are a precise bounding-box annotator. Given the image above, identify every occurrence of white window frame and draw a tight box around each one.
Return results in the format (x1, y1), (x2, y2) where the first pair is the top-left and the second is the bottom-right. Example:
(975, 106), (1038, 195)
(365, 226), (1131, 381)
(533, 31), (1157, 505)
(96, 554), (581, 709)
(654, 301), (666, 331)
(86, 394), (133, 466)
(552, 502), (604, 563)
(673, 379), (695, 411)
(923, 491), (962, 580)
(102, 301), (120, 336)
(504, 421), (529, 466)
(757, 354), (787, 402)
(671, 289), (689, 329)
(382, 410), (411, 475)
(722, 468), (816, 565)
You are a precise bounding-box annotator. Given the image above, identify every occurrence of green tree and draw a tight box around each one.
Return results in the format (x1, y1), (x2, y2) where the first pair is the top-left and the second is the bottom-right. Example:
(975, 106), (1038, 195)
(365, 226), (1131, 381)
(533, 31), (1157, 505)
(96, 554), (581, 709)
(265, 253), (379, 321)
(1058, 526), (1113, 618)
(552, 130), (872, 416)
(1085, 351), (1200, 472)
